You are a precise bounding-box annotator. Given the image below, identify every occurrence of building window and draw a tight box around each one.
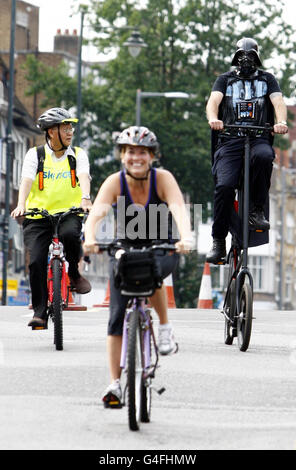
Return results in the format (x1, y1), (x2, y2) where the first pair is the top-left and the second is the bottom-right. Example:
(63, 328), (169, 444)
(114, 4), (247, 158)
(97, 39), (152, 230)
(16, 10), (29, 28)
(249, 255), (263, 290)
(285, 265), (293, 303)
(1, 140), (6, 174)
(286, 212), (294, 244)
(248, 255), (274, 293)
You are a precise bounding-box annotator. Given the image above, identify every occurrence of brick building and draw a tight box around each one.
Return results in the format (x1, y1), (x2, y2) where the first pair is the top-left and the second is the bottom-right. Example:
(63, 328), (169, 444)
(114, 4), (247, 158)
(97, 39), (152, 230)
(271, 105), (296, 309)
(0, 0), (100, 129)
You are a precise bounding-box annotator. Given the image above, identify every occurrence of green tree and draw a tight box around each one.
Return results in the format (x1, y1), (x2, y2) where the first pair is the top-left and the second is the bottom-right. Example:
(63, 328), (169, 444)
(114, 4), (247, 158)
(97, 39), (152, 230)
(23, 55), (77, 109)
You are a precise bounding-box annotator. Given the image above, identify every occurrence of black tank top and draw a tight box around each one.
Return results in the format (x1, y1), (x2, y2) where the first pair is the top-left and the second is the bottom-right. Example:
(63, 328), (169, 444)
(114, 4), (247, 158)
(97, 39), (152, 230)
(112, 168), (177, 246)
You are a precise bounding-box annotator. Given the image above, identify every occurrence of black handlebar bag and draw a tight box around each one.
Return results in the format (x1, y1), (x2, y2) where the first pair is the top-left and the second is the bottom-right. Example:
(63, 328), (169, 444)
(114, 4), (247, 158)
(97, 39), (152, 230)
(114, 251), (162, 297)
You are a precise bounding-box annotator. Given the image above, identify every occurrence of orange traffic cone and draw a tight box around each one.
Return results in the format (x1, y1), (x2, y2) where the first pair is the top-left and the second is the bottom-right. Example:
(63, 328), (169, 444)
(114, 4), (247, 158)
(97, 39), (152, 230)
(93, 280), (110, 308)
(197, 262), (213, 309)
(64, 273), (87, 311)
(163, 274), (176, 308)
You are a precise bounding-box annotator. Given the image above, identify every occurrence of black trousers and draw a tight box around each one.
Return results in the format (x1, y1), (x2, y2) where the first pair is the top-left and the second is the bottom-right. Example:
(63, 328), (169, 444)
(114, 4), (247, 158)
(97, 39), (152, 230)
(108, 252), (179, 335)
(211, 137), (275, 239)
(23, 214), (82, 318)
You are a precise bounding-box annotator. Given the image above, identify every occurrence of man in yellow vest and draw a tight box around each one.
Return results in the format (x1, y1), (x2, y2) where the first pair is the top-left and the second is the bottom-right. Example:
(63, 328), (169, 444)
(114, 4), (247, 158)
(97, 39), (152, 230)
(11, 107), (92, 329)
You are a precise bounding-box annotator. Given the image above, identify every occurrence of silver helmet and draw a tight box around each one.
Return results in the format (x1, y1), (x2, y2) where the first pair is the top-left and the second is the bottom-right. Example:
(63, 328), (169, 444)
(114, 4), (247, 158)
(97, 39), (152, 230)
(37, 107), (78, 131)
(116, 126), (159, 152)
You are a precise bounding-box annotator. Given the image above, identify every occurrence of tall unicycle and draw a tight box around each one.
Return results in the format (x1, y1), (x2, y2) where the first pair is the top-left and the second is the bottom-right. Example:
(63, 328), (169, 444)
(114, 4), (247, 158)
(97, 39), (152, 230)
(52, 258), (63, 351)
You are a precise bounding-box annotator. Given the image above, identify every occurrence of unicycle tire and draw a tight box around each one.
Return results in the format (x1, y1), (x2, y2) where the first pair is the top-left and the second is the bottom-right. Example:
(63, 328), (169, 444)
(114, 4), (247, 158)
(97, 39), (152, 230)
(237, 283), (253, 352)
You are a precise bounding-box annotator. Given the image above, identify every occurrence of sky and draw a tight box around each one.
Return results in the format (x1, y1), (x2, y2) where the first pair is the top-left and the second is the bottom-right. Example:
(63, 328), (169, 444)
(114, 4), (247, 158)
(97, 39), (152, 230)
(27, 0), (296, 62)
(28, 0), (97, 61)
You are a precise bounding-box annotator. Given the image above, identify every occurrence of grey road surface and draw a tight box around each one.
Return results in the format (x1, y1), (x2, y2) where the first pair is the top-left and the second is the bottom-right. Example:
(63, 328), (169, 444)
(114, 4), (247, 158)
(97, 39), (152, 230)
(1, 305), (296, 451)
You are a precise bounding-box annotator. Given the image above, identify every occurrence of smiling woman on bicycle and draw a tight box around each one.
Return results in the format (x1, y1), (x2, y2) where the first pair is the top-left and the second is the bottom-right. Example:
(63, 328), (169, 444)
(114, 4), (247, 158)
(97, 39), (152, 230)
(84, 126), (192, 406)
(11, 107), (92, 329)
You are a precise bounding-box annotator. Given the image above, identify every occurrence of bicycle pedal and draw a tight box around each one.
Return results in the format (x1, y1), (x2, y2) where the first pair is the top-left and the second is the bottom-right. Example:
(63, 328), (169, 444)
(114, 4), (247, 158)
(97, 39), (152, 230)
(32, 325), (48, 330)
(150, 385), (166, 395)
(103, 401), (123, 409)
(103, 392), (123, 409)
(249, 225), (268, 233)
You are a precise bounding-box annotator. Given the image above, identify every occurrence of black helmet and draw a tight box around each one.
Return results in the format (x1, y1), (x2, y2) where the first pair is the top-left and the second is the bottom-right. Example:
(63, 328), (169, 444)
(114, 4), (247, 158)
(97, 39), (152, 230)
(231, 37), (262, 67)
(37, 107), (78, 131)
(116, 126), (159, 152)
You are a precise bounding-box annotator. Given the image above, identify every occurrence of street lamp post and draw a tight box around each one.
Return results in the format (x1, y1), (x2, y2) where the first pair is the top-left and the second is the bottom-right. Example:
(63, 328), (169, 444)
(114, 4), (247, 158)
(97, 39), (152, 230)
(136, 90), (190, 126)
(123, 30), (147, 58)
(75, 18), (146, 146)
(76, 5), (87, 147)
(2, 0), (16, 305)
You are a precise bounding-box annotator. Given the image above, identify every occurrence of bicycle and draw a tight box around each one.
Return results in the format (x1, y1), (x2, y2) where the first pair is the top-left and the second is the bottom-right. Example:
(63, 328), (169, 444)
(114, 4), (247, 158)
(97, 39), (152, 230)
(98, 240), (177, 431)
(219, 124), (273, 352)
(22, 206), (86, 351)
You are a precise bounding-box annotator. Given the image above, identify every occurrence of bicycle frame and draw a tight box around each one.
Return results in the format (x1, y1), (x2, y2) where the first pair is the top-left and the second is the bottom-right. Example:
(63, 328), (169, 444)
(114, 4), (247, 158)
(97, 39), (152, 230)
(221, 124), (273, 351)
(223, 125), (272, 295)
(120, 297), (159, 378)
(21, 207), (85, 348)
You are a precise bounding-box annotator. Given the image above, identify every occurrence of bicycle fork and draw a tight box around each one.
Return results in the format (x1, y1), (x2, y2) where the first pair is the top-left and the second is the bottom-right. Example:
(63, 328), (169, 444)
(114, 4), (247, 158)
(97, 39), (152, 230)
(47, 238), (68, 305)
(120, 307), (151, 371)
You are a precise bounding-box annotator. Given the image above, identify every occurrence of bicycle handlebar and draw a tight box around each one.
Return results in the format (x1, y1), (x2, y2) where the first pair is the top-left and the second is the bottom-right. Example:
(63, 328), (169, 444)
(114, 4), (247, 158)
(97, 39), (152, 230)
(222, 123), (273, 133)
(96, 241), (177, 254)
(22, 206), (86, 219)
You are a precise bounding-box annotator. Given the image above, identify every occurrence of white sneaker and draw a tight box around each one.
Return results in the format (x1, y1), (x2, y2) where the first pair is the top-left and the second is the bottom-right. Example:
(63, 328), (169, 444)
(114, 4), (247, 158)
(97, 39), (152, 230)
(102, 379), (122, 408)
(158, 323), (178, 355)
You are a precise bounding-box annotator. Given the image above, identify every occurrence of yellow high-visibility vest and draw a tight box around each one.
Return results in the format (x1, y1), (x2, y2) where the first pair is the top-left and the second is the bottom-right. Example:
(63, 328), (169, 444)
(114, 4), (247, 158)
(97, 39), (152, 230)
(26, 147), (82, 217)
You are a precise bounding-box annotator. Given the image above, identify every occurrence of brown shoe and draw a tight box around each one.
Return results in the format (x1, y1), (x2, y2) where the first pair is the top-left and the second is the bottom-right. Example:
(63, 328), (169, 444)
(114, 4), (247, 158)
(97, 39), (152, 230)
(28, 316), (47, 329)
(70, 275), (91, 294)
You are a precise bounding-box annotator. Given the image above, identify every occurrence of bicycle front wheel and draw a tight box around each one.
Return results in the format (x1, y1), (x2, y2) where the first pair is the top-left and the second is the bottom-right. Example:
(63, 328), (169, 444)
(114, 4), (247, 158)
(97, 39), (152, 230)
(237, 283), (253, 352)
(52, 258), (63, 351)
(127, 309), (144, 431)
(224, 250), (237, 345)
(141, 319), (152, 423)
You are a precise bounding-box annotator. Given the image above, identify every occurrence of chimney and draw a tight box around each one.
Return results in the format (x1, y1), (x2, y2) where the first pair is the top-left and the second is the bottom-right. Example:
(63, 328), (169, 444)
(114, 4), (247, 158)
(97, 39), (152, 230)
(54, 28), (79, 56)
